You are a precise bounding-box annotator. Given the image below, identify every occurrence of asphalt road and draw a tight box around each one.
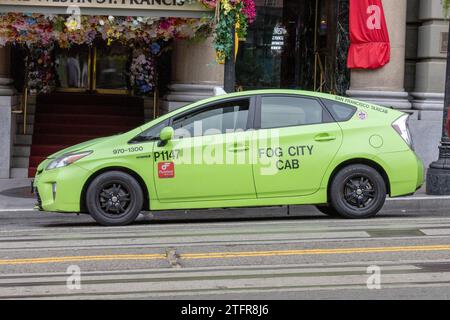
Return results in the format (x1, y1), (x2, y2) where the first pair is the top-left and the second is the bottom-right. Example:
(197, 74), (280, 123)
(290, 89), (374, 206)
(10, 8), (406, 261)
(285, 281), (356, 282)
(1, 203), (450, 300)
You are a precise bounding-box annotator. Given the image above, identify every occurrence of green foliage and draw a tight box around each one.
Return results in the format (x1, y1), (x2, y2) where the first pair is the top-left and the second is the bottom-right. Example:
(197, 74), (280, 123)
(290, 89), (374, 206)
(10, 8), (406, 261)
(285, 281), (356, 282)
(213, 1), (251, 61)
(443, 0), (450, 17)
(214, 9), (236, 59)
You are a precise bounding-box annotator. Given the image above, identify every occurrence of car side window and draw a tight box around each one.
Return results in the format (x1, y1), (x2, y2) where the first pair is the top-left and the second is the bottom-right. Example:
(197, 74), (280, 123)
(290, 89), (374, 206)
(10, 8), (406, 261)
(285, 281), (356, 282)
(171, 99), (250, 138)
(260, 96), (325, 129)
(322, 99), (357, 122)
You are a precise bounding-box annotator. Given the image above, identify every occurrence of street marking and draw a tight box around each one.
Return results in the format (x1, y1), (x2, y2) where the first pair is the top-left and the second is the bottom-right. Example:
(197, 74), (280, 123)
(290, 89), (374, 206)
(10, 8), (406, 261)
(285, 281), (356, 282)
(1, 244), (450, 266)
(0, 254), (165, 265)
(181, 245), (450, 259)
(0, 209), (35, 212)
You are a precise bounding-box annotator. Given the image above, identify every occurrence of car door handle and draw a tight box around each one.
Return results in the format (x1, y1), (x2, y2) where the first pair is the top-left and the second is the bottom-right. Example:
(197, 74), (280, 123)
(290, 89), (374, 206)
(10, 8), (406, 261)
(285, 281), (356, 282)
(228, 145), (249, 153)
(314, 134), (336, 142)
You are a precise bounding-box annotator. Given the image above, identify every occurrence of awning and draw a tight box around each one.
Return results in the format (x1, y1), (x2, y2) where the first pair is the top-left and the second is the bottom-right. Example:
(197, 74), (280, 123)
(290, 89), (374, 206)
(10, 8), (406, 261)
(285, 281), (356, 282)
(0, 0), (213, 18)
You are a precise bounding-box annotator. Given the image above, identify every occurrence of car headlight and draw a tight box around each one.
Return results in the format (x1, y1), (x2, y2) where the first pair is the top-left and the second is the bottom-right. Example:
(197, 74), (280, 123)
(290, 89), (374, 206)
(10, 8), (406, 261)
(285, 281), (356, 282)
(46, 151), (92, 170)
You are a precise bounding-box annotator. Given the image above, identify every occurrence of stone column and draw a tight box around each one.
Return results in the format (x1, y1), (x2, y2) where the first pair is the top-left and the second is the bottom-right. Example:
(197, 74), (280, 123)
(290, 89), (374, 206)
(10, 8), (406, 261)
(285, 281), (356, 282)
(404, 0), (420, 93)
(0, 46), (14, 96)
(0, 45), (16, 179)
(347, 0), (411, 110)
(161, 37), (225, 113)
(410, 0), (449, 115)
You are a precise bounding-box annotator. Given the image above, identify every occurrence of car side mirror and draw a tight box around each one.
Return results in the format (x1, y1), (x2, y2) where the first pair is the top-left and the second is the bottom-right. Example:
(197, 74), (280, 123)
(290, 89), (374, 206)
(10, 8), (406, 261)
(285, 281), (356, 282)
(159, 126), (174, 143)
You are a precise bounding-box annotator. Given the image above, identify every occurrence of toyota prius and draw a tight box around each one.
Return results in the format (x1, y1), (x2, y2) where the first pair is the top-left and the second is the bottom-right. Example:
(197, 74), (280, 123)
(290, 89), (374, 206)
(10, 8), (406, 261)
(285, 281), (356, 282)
(32, 90), (424, 226)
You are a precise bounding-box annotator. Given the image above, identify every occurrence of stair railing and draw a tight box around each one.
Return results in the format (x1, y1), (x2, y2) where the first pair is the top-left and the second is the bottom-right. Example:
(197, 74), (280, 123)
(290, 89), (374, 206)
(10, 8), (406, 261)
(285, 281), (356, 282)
(153, 87), (159, 119)
(22, 85), (28, 134)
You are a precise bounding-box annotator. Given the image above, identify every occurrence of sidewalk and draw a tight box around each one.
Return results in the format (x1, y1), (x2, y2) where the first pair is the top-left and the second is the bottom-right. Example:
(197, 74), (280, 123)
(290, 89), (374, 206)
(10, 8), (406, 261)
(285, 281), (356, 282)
(0, 178), (35, 210)
(0, 178), (449, 213)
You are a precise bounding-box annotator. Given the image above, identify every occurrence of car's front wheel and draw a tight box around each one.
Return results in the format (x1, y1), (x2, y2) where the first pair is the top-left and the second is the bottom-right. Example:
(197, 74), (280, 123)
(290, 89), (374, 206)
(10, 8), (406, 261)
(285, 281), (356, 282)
(86, 171), (144, 226)
(329, 164), (386, 219)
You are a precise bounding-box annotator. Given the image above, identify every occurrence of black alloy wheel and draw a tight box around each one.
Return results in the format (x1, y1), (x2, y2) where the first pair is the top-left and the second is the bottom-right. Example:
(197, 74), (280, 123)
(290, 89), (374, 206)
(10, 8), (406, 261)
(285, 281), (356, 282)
(329, 164), (386, 219)
(86, 171), (144, 226)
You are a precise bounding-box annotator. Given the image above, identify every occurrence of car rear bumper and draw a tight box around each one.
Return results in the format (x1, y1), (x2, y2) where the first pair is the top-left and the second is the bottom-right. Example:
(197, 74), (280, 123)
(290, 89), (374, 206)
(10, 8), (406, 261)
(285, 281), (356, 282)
(375, 149), (424, 197)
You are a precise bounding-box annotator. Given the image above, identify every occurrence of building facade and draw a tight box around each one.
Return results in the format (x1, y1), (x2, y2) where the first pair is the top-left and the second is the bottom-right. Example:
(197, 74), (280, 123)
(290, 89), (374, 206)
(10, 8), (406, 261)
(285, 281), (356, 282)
(0, 0), (448, 179)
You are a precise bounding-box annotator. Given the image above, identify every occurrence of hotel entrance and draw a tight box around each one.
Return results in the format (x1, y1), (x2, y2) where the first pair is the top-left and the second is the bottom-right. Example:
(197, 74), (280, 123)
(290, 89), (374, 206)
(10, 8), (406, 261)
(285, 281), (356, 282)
(56, 43), (129, 94)
(236, 0), (349, 95)
(1, 8), (215, 178)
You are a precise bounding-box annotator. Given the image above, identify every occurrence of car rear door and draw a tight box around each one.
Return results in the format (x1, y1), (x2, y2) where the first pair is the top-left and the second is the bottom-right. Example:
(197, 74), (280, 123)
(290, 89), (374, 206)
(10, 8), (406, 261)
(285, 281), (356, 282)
(252, 94), (343, 197)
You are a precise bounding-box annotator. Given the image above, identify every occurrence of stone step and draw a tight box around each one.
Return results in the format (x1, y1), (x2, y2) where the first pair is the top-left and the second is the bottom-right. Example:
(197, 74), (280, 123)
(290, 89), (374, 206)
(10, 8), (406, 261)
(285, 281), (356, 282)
(10, 168), (28, 179)
(13, 145), (31, 157)
(16, 124), (33, 135)
(12, 156), (29, 168)
(15, 134), (33, 145)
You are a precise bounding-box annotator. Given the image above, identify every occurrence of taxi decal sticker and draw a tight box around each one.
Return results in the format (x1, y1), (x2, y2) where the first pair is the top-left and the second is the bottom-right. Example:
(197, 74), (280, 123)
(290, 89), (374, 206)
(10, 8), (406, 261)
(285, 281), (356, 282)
(258, 145), (315, 171)
(158, 162), (175, 179)
(358, 111), (368, 120)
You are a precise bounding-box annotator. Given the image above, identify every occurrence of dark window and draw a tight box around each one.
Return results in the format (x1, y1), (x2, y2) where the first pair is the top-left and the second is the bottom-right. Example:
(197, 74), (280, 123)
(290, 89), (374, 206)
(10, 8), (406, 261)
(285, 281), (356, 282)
(260, 96), (326, 129)
(171, 99), (250, 138)
(322, 99), (357, 122)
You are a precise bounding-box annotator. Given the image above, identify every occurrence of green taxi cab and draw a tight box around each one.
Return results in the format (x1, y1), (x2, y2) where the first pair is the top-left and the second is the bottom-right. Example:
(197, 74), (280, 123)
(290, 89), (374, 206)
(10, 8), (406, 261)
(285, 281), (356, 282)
(33, 90), (424, 226)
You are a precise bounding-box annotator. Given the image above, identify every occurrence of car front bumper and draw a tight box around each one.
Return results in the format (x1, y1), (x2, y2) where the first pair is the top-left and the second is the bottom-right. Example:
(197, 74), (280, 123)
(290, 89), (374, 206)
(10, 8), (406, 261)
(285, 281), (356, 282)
(33, 164), (91, 213)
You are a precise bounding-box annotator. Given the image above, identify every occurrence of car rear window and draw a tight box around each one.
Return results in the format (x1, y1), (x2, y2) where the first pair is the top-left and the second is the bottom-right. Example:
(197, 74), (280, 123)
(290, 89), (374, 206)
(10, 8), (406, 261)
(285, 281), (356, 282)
(322, 99), (357, 122)
(260, 96), (325, 129)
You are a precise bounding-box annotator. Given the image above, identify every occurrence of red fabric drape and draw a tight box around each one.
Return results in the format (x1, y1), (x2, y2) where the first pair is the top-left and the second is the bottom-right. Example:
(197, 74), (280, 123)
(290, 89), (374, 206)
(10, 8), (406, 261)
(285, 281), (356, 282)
(347, 0), (391, 69)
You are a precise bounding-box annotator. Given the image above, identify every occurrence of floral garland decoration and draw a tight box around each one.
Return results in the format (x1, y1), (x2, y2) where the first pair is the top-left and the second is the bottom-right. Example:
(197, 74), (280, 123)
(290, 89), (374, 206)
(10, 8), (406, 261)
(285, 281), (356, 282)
(212, 0), (256, 64)
(0, 13), (212, 48)
(176, 0), (256, 63)
(0, 0), (256, 93)
(130, 42), (164, 95)
(26, 45), (56, 95)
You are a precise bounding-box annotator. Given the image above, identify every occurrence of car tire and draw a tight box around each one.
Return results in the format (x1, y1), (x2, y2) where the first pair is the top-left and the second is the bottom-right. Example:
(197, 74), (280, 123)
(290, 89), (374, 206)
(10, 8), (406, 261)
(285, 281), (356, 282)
(329, 164), (386, 219)
(315, 205), (339, 217)
(86, 171), (144, 226)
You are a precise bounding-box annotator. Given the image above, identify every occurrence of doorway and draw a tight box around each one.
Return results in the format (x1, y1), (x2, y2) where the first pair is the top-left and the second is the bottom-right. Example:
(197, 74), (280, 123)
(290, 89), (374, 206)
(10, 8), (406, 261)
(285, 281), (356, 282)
(236, 0), (349, 94)
(55, 43), (130, 94)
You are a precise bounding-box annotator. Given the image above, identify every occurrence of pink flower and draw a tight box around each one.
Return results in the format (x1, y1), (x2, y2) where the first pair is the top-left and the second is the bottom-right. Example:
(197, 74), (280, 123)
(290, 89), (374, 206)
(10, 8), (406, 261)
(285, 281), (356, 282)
(242, 0), (256, 24)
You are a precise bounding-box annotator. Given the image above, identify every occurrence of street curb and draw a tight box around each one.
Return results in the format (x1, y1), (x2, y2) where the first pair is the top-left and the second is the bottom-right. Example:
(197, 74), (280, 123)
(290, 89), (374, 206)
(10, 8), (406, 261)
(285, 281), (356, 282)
(383, 195), (450, 212)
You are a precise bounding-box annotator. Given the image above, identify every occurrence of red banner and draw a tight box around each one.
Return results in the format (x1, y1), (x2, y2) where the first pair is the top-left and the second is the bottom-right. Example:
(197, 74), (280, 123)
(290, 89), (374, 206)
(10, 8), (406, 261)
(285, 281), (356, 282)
(347, 0), (390, 69)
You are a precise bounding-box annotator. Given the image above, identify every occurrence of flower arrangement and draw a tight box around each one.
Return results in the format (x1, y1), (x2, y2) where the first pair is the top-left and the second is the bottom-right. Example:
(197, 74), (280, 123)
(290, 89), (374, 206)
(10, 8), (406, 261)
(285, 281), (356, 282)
(130, 42), (163, 96)
(26, 45), (56, 94)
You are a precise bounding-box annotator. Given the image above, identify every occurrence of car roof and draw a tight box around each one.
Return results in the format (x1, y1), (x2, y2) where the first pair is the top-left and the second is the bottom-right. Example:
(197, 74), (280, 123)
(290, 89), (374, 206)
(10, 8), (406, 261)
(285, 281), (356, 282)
(213, 89), (336, 101)
(143, 89), (400, 129)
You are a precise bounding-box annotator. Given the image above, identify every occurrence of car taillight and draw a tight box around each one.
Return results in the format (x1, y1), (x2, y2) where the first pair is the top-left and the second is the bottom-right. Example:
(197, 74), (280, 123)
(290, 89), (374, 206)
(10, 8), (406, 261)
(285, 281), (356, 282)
(392, 114), (413, 149)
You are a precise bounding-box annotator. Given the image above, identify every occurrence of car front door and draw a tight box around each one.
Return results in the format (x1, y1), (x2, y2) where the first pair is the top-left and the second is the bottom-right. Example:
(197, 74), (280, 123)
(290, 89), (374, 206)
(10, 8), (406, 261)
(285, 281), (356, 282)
(252, 95), (343, 197)
(153, 97), (257, 203)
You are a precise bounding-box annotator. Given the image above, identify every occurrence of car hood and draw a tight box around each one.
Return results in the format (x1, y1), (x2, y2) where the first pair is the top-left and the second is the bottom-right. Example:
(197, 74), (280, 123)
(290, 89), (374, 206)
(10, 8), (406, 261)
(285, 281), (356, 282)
(46, 136), (112, 159)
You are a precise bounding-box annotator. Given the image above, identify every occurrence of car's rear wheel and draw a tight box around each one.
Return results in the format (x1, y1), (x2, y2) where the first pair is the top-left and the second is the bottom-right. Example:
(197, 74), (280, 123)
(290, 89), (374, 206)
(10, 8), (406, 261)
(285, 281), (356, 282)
(86, 171), (143, 226)
(329, 164), (386, 219)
